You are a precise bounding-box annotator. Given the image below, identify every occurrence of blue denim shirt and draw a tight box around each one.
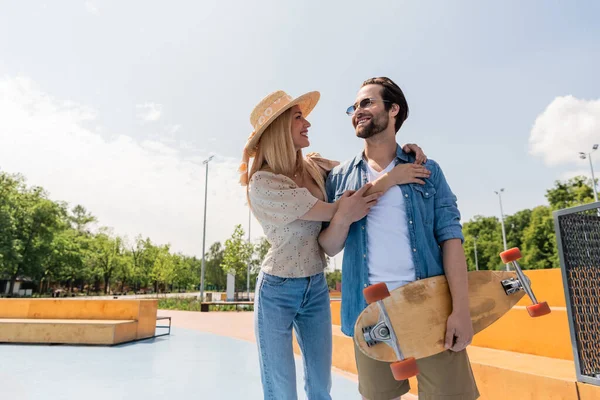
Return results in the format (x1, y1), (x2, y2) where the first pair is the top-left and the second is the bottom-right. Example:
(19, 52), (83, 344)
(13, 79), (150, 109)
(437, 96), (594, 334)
(324, 145), (464, 337)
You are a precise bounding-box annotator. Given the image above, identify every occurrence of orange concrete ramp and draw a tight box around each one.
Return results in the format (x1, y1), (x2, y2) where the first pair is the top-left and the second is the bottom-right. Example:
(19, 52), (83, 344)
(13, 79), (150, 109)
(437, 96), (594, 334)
(0, 299), (159, 344)
(0, 318), (138, 345)
(518, 269), (567, 307)
(472, 305), (573, 360)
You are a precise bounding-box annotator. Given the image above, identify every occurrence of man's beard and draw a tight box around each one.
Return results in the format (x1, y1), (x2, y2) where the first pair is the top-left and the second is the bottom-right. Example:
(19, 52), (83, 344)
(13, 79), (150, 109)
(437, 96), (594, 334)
(355, 112), (389, 139)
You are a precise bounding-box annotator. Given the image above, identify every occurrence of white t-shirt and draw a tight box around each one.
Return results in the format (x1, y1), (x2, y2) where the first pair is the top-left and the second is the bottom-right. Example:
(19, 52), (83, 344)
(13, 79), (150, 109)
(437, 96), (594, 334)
(365, 160), (416, 291)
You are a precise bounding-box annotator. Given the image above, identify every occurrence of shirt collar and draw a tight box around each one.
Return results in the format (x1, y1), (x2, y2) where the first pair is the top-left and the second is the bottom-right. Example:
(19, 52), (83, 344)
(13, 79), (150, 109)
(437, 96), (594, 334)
(352, 144), (409, 168)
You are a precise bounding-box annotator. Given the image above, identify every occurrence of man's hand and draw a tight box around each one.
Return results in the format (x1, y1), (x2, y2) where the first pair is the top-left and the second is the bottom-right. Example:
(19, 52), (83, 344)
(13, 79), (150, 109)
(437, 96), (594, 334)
(444, 310), (474, 352)
(440, 239), (473, 352)
(402, 143), (427, 164)
(334, 183), (381, 225)
(388, 163), (431, 186)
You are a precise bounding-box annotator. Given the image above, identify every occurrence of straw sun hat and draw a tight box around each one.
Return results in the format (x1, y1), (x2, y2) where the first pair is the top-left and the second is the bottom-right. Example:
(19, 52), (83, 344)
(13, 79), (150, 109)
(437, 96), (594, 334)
(239, 90), (320, 186)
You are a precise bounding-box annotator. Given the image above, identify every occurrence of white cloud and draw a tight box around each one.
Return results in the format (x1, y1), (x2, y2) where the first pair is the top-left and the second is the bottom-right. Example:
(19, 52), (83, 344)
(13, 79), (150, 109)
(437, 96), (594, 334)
(84, 1), (99, 15)
(529, 95), (600, 166)
(167, 124), (182, 135)
(136, 102), (162, 122)
(0, 76), (261, 257)
(140, 140), (179, 156)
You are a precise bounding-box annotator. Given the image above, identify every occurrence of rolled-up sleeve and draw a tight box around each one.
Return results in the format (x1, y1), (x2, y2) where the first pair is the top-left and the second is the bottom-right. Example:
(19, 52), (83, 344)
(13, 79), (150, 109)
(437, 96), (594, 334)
(430, 160), (464, 244)
(248, 171), (318, 226)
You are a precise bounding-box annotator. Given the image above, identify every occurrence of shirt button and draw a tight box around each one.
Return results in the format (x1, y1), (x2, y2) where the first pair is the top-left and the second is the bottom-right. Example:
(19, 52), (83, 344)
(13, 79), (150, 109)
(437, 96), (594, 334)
(413, 248), (417, 252)
(409, 220), (413, 224)
(425, 192), (429, 196)
(363, 254), (366, 258)
(362, 226), (365, 230)
(405, 194), (408, 198)
(364, 284), (367, 288)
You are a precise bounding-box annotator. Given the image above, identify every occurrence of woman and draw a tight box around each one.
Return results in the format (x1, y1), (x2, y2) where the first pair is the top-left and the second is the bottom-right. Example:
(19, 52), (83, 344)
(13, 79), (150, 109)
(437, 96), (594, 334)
(239, 90), (429, 400)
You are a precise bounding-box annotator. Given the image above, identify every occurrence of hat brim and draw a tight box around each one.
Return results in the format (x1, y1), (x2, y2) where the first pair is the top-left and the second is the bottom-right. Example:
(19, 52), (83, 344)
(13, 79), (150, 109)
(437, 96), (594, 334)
(246, 91), (320, 153)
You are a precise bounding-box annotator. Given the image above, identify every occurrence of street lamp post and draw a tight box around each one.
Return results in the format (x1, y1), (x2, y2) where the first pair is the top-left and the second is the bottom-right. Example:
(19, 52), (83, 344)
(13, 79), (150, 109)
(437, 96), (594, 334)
(494, 188), (509, 271)
(199, 155), (214, 301)
(247, 206), (251, 301)
(474, 236), (479, 271)
(579, 144), (599, 202)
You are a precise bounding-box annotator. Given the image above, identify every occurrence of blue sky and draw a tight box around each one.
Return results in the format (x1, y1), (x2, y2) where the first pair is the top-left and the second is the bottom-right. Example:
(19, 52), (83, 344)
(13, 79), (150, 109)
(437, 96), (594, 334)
(0, 1), (599, 262)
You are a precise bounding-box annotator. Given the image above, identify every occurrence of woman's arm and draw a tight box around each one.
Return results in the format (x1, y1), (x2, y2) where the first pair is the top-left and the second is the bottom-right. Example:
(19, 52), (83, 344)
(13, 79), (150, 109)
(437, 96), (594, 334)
(318, 158), (430, 256)
(364, 162), (431, 196)
(301, 143), (429, 223)
(318, 184), (380, 256)
(298, 200), (339, 222)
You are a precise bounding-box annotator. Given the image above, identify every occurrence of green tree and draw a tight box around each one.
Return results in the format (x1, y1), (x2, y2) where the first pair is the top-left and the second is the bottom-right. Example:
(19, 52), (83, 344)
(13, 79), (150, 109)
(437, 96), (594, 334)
(44, 224), (86, 294)
(521, 206), (559, 269)
(204, 242), (226, 291)
(0, 172), (63, 294)
(70, 205), (97, 234)
(462, 216), (505, 271)
(150, 244), (175, 293)
(45, 205), (97, 294)
(221, 224), (253, 292)
(171, 254), (198, 292)
(113, 245), (134, 294)
(504, 209), (532, 251)
(326, 270), (341, 289)
(130, 236), (158, 292)
(88, 229), (126, 294)
(546, 176), (595, 210)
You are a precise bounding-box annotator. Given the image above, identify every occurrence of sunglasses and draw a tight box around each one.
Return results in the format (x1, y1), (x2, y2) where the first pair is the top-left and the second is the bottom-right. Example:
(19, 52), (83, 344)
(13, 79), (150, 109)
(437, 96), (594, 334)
(346, 98), (391, 116)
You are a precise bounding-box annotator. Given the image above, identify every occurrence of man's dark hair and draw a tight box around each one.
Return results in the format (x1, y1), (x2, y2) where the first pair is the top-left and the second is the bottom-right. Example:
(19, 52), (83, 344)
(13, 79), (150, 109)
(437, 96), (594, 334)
(362, 77), (409, 132)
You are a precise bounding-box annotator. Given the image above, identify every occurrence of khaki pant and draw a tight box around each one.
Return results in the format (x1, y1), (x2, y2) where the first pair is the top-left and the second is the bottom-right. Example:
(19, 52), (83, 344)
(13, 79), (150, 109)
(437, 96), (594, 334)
(354, 342), (480, 400)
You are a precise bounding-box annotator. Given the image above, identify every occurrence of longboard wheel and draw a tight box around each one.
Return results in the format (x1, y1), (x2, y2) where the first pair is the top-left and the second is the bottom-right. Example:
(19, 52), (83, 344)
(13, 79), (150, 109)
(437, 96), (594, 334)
(390, 357), (419, 380)
(500, 247), (522, 263)
(363, 282), (390, 304)
(526, 301), (551, 317)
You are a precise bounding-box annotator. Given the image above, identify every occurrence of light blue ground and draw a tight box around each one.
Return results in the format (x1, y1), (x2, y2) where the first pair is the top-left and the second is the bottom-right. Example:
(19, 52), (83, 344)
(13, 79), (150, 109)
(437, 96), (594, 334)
(0, 327), (360, 399)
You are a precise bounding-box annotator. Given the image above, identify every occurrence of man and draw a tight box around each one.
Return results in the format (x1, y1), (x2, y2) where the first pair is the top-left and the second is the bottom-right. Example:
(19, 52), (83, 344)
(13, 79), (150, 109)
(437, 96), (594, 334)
(318, 77), (479, 400)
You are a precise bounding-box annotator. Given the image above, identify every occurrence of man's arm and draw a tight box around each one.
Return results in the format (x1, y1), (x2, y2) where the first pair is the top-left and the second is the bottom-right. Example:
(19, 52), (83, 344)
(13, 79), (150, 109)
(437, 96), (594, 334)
(429, 160), (473, 351)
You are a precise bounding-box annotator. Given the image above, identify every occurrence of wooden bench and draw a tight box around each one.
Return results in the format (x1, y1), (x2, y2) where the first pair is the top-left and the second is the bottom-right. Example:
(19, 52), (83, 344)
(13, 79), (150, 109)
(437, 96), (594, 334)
(200, 301), (254, 312)
(0, 299), (167, 345)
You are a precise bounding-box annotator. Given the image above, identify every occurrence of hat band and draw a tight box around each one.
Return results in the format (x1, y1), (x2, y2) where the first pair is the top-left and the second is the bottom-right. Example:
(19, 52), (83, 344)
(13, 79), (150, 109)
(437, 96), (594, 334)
(253, 94), (294, 132)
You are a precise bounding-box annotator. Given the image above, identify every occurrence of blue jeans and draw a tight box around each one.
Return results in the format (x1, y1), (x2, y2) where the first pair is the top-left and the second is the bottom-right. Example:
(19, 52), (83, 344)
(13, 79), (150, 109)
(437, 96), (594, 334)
(254, 271), (333, 400)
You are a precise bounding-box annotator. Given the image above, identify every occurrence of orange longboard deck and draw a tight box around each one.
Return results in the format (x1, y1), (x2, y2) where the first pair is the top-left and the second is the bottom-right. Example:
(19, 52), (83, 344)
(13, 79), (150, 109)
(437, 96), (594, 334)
(354, 270), (525, 362)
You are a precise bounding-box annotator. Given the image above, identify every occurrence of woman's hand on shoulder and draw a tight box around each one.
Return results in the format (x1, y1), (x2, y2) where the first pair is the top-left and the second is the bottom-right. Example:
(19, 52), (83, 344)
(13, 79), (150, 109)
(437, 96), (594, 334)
(402, 143), (427, 164)
(388, 163), (431, 186)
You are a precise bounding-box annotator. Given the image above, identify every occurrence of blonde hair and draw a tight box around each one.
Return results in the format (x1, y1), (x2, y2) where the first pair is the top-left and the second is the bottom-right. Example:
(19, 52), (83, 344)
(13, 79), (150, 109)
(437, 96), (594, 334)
(243, 108), (326, 203)
(250, 108), (301, 179)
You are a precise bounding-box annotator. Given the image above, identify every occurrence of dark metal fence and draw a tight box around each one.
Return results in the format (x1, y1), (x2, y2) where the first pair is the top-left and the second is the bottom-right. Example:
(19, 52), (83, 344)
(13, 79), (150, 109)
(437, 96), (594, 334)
(554, 202), (600, 386)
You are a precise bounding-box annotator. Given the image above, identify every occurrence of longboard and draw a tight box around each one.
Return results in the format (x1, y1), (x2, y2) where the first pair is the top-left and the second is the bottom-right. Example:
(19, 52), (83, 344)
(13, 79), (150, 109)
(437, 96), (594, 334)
(353, 247), (550, 380)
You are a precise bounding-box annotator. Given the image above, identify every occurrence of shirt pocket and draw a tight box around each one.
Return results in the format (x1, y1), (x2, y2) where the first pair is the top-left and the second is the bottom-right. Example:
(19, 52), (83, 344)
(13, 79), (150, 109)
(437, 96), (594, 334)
(412, 184), (436, 225)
